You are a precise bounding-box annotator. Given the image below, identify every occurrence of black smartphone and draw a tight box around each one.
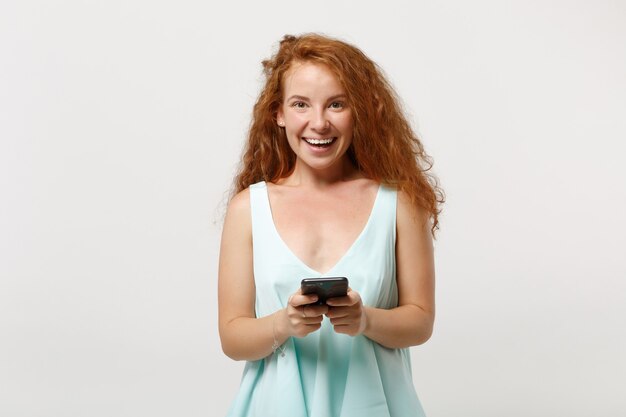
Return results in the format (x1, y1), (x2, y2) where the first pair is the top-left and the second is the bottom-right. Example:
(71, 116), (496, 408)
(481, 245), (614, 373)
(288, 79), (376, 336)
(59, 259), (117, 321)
(301, 277), (349, 305)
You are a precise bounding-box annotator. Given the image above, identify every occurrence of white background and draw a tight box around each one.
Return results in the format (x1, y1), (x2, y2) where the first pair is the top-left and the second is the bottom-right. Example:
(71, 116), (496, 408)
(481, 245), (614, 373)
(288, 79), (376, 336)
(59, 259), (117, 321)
(1, 1), (625, 416)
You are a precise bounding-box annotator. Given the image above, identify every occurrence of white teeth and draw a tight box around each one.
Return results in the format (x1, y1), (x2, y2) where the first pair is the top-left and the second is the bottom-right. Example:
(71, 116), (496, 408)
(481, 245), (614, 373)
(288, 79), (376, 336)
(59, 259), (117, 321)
(304, 137), (335, 145)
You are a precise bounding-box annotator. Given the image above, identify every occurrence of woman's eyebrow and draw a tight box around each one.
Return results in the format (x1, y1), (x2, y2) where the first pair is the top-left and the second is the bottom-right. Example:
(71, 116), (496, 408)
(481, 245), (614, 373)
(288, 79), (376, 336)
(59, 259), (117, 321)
(286, 95), (310, 101)
(326, 94), (347, 101)
(286, 94), (347, 102)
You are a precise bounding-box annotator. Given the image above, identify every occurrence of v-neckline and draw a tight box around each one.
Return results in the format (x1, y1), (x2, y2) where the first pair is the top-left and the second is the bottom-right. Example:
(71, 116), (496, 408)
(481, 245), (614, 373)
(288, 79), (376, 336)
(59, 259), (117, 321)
(263, 182), (383, 276)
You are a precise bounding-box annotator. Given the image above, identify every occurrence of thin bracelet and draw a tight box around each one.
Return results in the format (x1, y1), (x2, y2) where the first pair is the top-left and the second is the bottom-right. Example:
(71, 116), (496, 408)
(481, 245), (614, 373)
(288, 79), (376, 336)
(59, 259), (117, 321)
(271, 314), (286, 357)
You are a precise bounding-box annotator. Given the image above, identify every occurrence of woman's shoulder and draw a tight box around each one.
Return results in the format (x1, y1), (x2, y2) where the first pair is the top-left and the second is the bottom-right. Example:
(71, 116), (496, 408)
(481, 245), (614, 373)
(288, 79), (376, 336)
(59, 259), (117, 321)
(227, 181), (266, 210)
(396, 188), (432, 233)
(248, 180), (267, 190)
(226, 188), (251, 221)
(222, 188), (253, 241)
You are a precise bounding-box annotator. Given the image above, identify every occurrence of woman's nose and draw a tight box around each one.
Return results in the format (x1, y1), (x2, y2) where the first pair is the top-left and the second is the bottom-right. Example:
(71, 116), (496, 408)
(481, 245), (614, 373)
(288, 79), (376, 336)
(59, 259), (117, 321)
(310, 110), (330, 131)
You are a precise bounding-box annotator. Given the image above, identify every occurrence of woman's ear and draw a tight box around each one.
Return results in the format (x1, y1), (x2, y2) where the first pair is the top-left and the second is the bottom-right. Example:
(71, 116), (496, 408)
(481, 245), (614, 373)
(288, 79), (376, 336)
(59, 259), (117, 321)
(276, 109), (284, 127)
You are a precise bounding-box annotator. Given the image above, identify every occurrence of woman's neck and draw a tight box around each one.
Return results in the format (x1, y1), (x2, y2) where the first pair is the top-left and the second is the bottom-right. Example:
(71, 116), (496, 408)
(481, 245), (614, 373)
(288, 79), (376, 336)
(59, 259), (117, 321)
(279, 157), (362, 189)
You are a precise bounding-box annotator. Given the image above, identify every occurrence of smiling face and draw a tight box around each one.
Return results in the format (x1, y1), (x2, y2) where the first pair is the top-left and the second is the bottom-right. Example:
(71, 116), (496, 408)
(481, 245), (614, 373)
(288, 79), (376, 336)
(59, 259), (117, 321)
(276, 62), (354, 176)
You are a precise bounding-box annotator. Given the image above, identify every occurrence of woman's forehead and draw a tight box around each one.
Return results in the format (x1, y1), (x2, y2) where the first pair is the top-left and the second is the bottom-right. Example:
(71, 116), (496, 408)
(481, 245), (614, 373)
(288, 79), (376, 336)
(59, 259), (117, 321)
(282, 62), (345, 97)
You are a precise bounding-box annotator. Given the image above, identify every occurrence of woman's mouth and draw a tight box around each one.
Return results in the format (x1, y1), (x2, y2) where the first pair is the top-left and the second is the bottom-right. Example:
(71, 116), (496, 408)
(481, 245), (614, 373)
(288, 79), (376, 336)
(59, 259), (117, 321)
(302, 137), (336, 148)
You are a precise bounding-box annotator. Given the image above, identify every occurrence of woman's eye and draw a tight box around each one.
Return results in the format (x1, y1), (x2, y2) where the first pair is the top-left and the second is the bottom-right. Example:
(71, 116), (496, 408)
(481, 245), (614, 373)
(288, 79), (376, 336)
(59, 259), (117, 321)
(292, 102), (307, 108)
(329, 102), (344, 109)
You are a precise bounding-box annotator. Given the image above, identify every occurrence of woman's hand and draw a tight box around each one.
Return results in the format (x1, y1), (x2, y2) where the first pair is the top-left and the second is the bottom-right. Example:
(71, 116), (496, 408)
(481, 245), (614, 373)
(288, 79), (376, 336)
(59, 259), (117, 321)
(280, 289), (329, 338)
(325, 289), (367, 336)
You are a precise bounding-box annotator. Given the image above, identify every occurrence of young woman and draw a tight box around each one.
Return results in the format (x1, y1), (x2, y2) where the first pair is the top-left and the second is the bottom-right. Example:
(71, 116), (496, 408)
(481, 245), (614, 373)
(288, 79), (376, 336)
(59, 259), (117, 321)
(218, 33), (443, 417)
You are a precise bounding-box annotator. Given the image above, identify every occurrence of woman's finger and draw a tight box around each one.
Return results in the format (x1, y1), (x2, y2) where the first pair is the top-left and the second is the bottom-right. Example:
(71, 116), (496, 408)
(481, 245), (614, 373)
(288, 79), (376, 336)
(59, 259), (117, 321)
(325, 296), (350, 306)
(304, 304), (329, 317)
(325, 306), (350, 318)
(289, 293), (319, 307)
(327, 289), (361, 307)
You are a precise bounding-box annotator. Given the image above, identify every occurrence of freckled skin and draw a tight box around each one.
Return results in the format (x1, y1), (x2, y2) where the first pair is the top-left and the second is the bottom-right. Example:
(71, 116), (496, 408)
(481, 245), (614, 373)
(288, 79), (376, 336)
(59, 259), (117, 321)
(276, 62), (354, 177)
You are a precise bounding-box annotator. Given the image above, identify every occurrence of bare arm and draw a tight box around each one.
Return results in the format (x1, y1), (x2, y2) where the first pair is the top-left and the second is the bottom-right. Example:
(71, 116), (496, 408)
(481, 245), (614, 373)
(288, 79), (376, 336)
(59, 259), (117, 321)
(218, 190), (327, 361)
(326, 190), (435, 348)
(363, 190), (435, 348)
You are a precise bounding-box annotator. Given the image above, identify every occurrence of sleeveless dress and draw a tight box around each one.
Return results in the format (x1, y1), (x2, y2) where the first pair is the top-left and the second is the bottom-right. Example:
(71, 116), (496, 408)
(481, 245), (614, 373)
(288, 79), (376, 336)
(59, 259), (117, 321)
(226, 181), (426, 417)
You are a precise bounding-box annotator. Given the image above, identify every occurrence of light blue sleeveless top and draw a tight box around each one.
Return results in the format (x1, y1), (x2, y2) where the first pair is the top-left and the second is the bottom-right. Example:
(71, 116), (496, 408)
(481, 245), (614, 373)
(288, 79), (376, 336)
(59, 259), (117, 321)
(226, 181), (426, 417)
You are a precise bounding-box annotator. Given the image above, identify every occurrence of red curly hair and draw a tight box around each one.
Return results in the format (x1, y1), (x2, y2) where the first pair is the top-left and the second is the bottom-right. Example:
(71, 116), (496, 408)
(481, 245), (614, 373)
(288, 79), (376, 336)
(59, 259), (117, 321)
(233, 33), (444, 234)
